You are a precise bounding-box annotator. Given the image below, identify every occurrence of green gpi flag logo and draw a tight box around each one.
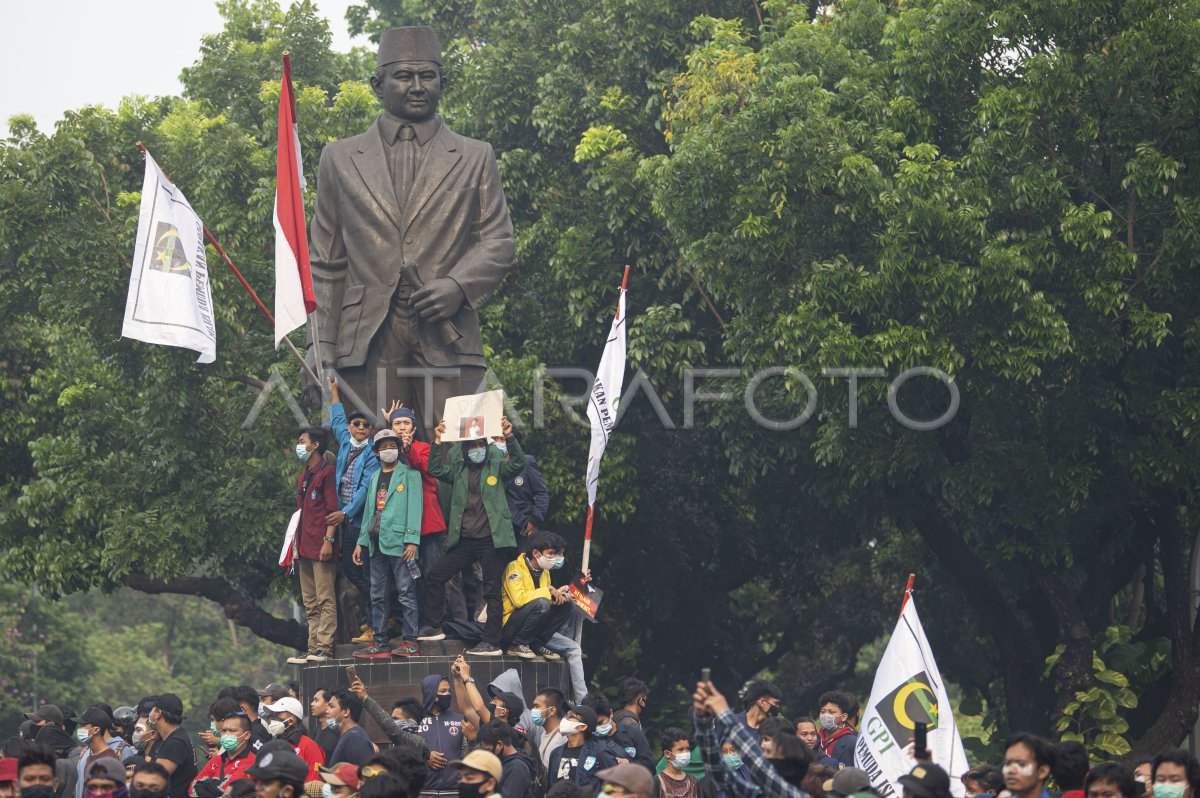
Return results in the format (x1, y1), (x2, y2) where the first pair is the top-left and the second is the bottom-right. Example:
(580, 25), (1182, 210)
(876, 671), (939, 742)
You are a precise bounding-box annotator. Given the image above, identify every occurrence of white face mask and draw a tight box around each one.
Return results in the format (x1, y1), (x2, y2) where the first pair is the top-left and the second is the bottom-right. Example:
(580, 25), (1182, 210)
(559, 720), (586, 735)
(378, 449), (400, 464)
(266, 719), (286, 737)
(536, 555), (556, 570)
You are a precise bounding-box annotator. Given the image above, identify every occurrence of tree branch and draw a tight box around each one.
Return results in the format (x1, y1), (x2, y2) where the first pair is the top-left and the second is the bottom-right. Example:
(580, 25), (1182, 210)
(123, 573), (305, 650)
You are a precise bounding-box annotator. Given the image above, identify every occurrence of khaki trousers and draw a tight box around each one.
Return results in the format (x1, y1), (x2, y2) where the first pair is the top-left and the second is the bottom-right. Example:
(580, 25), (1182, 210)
(298, 558), (338, 654)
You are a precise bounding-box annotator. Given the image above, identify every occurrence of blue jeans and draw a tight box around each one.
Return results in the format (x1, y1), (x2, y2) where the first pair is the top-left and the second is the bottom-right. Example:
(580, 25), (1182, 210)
(369, 551), (419, 644)
(544, 632), (588, 704)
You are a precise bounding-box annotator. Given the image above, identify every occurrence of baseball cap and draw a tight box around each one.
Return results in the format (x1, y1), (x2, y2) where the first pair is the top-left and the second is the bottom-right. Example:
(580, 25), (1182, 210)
(247, 749), (310, 783)
(257, 684), (290, 702)
(824, 768), (872, 798)
(72, 707), (115, 730)
(87, 759), (128, 786)
(0, 758), (18, 782)
(318, 764), (361, 790)
(450, 751), (502, 783)
(24, 705), (64, 725)
(899, 763), (952, 798)
(485, 688), (525, 718)
(264, 697), (305, 720)
(567, 705), (598, 733)
(152, 694), (184, 717)
(596, 763), (654, 798)
(373, 429), (401, 448)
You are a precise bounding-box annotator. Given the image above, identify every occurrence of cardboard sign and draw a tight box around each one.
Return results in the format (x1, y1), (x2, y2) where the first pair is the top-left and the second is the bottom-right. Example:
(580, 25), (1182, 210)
(567, 574), (604, 623)
(442, 390), (504, 442)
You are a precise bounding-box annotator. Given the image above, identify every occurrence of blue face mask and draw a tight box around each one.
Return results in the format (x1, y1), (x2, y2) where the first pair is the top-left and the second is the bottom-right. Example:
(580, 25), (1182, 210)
(552, 556), (565, 570)
(723, 754), (743, 770)
(467, 447), (487, 464)
(531, 709), (546, 727)
(494, 442), (507, 454)
(326, 718), (340, 731)
(349, 436), (369, 449)
(595, 722), (613, 737)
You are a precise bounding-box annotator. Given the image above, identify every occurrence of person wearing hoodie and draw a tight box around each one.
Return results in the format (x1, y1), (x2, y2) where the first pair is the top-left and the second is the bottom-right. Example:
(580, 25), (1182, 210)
(546, 707), (623, 790)
(73, 709), (121, 798)
(26, 707), (74, 760)
(416, 674), (468, 798)
(419, 417), (527, 656)
(477, 723), (533, 798)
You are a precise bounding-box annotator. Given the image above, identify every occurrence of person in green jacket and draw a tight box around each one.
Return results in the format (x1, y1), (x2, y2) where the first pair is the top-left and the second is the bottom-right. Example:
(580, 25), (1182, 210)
(418, 415), (526, 656)
(352, 429), (424, 659)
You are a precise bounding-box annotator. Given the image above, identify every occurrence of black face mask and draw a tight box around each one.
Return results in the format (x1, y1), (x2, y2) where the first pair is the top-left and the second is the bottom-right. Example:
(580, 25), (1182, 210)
(23, 787), (56, 798)
(278, 721), (304, 744)
(131, 789), (169, 798)
(458, 782), (488, 798)
(766, 704), (781, 718)
(435, 694), (452, 711)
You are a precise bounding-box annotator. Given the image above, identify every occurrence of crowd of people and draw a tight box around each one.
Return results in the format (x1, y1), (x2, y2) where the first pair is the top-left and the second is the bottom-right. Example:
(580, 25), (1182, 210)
(292, 380), (579, 677)
(3, 675), (1195, 798)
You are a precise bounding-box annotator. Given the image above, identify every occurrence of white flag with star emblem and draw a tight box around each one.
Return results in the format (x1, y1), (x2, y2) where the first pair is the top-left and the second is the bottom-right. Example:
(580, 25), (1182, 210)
(121, 149), (217, 363)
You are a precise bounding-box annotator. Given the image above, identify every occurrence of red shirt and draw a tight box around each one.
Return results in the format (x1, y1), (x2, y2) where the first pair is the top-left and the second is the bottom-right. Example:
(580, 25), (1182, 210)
(290, 734), (327, 784)
(191, 748), (256, 796)
(296, 459), (339, 560)
(405, 441), (447, 535)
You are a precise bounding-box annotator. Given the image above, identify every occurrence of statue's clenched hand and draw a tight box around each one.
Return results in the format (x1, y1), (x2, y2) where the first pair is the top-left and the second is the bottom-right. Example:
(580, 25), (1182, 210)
(411, 277), (466, 322)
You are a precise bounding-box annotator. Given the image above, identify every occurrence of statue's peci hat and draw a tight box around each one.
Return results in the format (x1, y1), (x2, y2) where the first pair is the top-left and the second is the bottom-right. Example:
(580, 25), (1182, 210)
(377, 26), (441, 67)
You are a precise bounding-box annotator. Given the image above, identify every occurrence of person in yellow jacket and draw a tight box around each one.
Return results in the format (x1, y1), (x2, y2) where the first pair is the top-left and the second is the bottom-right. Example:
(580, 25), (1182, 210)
(500, 530), (574, 659)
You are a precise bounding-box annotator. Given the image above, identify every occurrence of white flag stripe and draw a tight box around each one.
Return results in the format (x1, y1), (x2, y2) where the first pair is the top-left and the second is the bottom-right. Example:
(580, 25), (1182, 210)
(586, 290), (627, 506)
(121, 151), (217, 364)
(854, 597), (968, 798)
(273, 197), (307, 346)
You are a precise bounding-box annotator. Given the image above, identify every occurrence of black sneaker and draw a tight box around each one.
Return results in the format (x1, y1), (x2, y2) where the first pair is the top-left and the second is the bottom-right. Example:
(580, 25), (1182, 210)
(506, 644), (537, 659)
(467, 643), (502, 657)
(417, 626), (446, 641)
(535, 647), (562, 661)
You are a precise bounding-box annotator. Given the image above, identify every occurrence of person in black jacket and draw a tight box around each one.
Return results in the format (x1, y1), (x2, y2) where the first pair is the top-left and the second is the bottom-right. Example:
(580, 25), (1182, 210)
(478, 722), (536, 798)
(582, 695), (653, 773)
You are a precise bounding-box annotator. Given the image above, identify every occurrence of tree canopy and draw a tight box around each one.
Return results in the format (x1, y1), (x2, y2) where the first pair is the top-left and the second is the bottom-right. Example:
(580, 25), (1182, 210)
(3, 0), (1200, 760)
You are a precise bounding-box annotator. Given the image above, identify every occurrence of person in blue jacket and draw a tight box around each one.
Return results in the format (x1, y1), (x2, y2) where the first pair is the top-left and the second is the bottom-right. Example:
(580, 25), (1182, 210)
(547, 706), (625, 789)
(416, 674), (467, 796)
(325, 378), (380, 640)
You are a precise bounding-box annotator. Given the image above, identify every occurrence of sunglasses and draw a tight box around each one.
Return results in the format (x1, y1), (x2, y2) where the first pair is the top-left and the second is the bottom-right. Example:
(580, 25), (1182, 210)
(350, 421), (372, 428)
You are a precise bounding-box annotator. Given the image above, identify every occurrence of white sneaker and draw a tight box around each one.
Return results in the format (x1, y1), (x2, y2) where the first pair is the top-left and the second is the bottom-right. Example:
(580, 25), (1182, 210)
(286, 653), (310, 665)
(307, 651), (330, 662)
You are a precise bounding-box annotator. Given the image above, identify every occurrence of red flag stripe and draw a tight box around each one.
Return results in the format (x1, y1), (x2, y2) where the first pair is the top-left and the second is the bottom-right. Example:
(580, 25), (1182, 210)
(276, 53), (315, 313)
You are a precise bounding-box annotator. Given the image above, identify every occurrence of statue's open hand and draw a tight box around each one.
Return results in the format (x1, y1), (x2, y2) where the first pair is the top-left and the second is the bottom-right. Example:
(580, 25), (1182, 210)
(410, 277), (466, 322)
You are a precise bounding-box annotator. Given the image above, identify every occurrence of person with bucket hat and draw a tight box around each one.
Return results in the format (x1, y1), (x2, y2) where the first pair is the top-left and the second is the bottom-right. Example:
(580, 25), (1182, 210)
(352, 428), (424, 659)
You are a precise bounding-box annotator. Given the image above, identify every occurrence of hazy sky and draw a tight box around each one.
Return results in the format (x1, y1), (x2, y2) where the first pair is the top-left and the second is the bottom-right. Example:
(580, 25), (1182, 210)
(0, 0), (369, 136)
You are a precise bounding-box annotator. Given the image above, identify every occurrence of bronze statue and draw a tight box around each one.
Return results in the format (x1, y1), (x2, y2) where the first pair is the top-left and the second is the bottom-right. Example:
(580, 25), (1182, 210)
(307, 26), (515, 433)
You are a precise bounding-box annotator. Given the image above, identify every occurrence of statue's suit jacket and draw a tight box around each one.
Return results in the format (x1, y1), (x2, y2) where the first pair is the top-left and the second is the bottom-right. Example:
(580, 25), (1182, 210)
(309, 117), (515, 369)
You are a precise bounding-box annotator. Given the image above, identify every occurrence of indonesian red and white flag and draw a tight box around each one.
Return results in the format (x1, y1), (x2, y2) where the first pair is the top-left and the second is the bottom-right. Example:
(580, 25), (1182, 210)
(586, 285), (627, 506)
(273, 52), (315, 347)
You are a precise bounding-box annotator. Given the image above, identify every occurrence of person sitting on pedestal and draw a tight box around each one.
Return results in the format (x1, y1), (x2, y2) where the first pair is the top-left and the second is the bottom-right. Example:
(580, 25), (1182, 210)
(499, 532), (575, 660)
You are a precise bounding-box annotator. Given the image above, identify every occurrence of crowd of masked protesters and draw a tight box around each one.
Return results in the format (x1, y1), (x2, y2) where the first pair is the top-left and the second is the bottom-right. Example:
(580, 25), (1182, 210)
(4, 673), (1193, 798)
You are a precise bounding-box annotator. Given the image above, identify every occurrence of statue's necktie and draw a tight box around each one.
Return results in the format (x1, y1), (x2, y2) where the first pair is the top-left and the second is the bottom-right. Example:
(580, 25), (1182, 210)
(393, 125), (417, 210)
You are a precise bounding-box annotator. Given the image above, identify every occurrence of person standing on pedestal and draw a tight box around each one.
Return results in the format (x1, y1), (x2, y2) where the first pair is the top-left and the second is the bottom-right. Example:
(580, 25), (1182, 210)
(307, 25), (516, 437)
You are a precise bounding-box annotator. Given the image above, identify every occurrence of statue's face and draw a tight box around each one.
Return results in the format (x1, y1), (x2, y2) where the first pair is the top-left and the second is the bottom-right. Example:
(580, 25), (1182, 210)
(373, 60), (442, 121)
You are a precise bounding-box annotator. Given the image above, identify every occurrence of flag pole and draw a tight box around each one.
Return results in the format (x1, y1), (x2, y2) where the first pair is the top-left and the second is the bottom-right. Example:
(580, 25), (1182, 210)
(576, 264), (630, 643)
(899, 573), (915, 617)
(136, 143), (320, 385)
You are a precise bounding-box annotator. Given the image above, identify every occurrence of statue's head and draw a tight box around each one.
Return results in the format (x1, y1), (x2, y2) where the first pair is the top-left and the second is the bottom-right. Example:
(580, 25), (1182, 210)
(372, 26), (443, 122)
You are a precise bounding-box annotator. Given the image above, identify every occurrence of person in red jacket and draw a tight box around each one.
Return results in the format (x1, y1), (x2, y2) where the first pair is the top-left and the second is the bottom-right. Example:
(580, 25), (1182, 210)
(261, 699), (324, 786)
(287, 427), (340, 665)
(190, 717), (255, 798)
